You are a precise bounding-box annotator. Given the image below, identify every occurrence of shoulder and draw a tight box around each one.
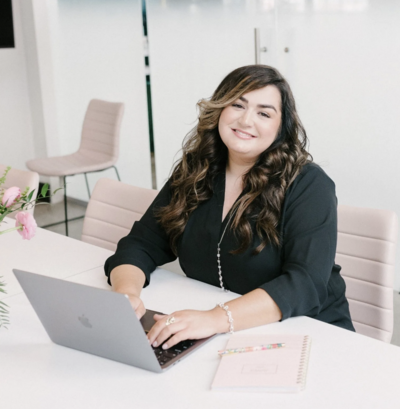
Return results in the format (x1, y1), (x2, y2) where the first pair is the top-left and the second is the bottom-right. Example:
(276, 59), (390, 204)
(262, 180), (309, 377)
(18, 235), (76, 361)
(284, 162), (336, 206)
(291, 162), (335, 191)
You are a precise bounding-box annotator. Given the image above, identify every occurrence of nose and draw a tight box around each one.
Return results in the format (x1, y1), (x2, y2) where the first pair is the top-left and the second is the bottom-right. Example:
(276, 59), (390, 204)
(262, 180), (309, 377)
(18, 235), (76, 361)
(238, 109), (253, 127)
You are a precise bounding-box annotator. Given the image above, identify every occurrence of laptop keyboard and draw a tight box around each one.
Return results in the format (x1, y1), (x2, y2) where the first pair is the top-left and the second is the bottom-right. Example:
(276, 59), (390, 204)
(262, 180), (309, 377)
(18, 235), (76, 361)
(152, 340), (196, 366)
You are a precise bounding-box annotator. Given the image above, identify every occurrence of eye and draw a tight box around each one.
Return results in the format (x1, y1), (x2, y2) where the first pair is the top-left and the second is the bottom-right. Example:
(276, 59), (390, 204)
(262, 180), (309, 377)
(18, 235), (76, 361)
(259, 112), (270, 118)
(232, 103), (244, 109)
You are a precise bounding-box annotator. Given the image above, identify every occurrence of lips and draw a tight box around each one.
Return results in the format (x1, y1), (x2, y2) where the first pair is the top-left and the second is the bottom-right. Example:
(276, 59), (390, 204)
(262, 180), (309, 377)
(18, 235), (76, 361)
(232, 128), (256, 139)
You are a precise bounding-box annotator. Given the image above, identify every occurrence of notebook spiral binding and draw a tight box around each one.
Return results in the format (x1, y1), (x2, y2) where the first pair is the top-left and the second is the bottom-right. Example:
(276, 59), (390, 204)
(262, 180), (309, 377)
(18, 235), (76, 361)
(296, 335), (312, 391)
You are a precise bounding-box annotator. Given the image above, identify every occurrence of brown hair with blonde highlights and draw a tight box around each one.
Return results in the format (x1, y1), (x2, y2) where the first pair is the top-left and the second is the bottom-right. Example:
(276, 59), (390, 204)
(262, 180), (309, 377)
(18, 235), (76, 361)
(157, 65), (311, 255)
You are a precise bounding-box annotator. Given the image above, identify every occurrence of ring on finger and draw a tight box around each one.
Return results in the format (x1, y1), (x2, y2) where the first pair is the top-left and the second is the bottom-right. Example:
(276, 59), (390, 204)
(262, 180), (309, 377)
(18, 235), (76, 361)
(165, 316), (175, 326)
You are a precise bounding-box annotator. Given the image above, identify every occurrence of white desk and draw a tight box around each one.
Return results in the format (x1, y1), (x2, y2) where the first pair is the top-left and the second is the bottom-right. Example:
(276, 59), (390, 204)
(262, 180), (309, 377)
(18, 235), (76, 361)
(0, 218), (111, 299)
(1, 224), (400, 409)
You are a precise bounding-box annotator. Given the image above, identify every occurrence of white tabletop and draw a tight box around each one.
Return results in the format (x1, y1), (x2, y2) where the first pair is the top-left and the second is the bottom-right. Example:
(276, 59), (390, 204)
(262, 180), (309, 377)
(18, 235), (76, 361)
(0, 217), (112, 299)
(1, 225), (400, 408)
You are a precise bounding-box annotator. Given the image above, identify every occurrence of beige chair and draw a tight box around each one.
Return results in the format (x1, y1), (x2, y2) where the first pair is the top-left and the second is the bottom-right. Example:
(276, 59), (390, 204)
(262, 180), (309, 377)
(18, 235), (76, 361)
(26, 99), (125, 236)
(82, 178), (183, 275)
(82, 178), (158, 250)
(336, 204), (398, 343)
(0, 164), (39, 217)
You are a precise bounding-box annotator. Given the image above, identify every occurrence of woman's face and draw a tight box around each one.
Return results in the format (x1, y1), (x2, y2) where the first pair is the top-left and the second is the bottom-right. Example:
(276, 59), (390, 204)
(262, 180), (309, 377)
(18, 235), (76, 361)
(218, 85), (282, 165)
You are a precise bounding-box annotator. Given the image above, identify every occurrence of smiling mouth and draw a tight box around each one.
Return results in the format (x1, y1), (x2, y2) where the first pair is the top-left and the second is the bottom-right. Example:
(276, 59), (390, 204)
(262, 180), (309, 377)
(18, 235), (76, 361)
(232, 129), (256, 139)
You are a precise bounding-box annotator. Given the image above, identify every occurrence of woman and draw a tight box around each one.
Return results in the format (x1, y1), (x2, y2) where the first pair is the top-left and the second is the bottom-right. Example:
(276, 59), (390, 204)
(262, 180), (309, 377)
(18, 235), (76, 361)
(105, 65), (354, 350)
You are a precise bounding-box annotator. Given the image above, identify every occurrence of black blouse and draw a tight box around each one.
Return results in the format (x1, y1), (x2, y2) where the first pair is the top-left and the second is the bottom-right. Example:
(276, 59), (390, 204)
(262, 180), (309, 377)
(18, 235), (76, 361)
(104, 163), (355, 331)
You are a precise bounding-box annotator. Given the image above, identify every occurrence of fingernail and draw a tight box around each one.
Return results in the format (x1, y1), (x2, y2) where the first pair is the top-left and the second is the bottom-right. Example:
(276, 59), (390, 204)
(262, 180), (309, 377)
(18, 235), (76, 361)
(162, 343), (168, 350)
(153, 341), (158, 347)
(147, 338), (150, 344)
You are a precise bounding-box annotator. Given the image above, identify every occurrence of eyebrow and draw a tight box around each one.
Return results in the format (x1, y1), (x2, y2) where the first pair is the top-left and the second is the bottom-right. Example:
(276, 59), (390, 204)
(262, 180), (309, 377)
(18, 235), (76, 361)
(239, 96), (278, 113)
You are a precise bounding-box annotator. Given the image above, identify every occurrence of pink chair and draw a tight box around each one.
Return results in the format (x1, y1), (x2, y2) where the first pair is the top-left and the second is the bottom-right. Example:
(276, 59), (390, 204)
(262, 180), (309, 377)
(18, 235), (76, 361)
(81, 178), (158, 251)
(26, 99), (125, 236)
(0, 164), (39, 218)
(336, 205), (398, 342)
(81, 178), (183, 275)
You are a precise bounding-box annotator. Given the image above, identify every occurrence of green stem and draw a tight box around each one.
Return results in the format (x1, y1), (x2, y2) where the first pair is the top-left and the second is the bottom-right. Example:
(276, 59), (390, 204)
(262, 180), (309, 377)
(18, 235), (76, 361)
(0, 226), (22, 235)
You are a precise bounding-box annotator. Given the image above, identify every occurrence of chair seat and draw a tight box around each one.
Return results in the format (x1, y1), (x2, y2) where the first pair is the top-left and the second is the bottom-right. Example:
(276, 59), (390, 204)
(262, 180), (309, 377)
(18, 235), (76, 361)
(26, 151), (116, 177)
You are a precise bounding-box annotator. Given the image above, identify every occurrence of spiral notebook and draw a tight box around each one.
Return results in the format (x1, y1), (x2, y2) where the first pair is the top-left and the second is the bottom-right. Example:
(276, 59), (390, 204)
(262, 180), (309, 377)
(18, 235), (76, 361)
(211, 334), (311, 393)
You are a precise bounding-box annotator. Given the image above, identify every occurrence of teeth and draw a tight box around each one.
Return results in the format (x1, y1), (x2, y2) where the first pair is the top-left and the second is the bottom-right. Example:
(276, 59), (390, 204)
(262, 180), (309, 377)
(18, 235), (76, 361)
(236, 130), (252, 138)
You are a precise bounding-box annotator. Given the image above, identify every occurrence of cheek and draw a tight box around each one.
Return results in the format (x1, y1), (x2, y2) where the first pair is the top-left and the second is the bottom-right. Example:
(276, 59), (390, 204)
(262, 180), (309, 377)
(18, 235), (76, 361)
(263, 119), (281, 141)
(218, 110), (232, 136)
(219, 110), (228, 126)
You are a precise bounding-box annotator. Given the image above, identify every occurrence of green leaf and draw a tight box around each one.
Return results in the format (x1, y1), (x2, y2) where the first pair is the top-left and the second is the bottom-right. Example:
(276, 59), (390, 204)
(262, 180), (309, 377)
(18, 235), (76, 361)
(27, 189), (35, 202)
(41, 183), (49, 198)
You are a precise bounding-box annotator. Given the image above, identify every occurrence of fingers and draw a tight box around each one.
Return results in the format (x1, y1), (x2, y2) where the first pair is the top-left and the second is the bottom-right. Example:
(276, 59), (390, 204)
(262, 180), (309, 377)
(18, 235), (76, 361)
(147, 314), (184, 348)
(161, 330), (189, 350)
(147, 310), (217, 350)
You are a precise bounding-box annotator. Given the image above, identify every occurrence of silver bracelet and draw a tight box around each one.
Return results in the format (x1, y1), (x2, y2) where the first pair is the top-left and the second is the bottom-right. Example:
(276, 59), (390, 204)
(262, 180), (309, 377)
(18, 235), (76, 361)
(217, 302), (234, 334)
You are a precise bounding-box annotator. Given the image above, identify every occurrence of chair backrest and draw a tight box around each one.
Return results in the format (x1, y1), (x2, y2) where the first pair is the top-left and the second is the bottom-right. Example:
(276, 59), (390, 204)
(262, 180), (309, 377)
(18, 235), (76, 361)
(336, 204), (398, 342)
(78, 99), (125, 164)
(81, 178), (159, 251)
(0, 164), (39, 217)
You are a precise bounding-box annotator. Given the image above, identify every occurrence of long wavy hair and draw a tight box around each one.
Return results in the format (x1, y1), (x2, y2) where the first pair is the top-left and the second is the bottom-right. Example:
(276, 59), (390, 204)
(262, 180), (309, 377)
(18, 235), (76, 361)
(157, 65), (311, 255)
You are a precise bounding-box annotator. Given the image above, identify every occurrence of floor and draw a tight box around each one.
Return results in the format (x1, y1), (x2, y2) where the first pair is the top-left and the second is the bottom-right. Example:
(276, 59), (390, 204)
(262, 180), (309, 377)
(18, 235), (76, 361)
(34, 199), (400, 347)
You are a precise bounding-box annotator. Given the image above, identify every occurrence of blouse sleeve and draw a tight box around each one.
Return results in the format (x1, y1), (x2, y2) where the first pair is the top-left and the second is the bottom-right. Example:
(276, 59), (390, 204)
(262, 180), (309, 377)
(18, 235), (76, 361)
(259, 164), (338, 320)
(104, 181), (177, 287)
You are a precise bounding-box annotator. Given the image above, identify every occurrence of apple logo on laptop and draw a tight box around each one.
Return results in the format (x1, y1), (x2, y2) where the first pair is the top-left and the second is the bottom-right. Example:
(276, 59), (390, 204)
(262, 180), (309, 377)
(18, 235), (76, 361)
(78, 314), (92, 328)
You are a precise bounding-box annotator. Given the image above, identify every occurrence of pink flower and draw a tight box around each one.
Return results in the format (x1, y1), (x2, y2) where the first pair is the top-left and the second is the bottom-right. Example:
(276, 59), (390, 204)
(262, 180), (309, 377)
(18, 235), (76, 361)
(2, 186), (21, 207)
(15, 211), (37, 240)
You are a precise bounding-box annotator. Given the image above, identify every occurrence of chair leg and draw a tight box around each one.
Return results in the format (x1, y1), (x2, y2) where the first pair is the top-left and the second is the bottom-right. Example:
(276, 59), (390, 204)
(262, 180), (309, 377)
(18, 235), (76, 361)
(63, 176), (69, 236)
(113, 166), (121, 181)
(84, 173), (91, 199)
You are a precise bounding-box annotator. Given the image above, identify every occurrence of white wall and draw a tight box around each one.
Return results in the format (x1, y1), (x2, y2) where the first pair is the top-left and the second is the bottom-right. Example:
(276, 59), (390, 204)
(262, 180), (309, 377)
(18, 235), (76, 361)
(19, 0), (60, 173)
(54, 0), (151, 200)
(0, 0), (35, 170)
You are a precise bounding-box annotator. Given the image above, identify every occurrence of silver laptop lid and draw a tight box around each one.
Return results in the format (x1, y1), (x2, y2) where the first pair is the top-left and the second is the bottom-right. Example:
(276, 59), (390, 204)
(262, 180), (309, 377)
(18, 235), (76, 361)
(13, 269), (163, 373)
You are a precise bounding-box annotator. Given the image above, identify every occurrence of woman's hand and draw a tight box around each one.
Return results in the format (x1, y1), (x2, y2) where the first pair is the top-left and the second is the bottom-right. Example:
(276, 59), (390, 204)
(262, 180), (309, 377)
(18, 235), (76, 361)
(110, 265), (147, 319)
(124, 293), (146, 319)
(147, 308), (225, 350)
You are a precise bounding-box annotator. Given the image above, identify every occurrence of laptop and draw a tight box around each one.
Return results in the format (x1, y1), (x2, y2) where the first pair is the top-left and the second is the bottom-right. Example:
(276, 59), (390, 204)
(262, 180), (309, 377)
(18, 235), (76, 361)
(13, 269), (216, 373)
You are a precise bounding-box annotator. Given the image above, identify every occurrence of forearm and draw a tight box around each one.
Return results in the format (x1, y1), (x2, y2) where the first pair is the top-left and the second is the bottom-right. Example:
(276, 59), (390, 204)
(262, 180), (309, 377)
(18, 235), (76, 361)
(110, 265), (146, 296)
(147, 288), (282, 349)
(212, 288), (282, 333)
